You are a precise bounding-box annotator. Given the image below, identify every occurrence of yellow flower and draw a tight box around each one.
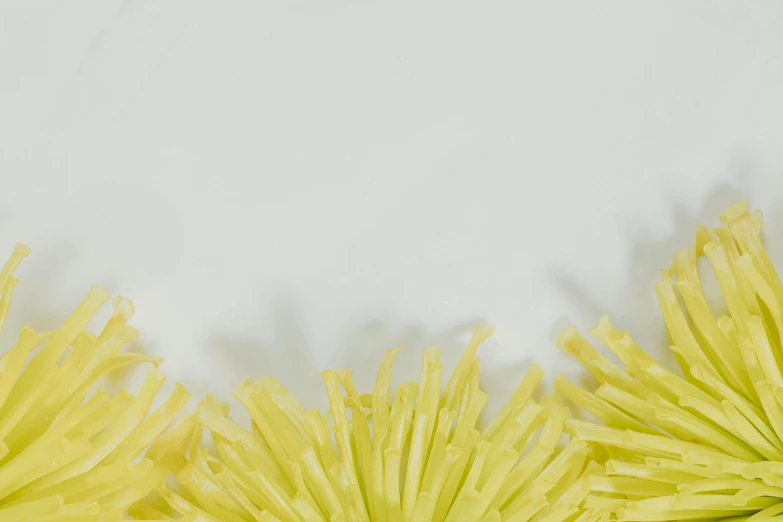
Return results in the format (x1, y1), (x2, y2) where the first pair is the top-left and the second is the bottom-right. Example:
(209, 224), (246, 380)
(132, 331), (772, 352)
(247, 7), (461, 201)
(131, 328), (597, 521)
(0, 244), (191, 522)
(559, 201), (783, 521)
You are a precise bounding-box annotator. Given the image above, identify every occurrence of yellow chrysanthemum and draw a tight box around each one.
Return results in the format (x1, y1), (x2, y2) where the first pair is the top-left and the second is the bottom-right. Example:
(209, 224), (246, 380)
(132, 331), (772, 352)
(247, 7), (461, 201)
(130, 328), (601, 522)
(0, 244), (193, 522)
(558, 201), (783, 521)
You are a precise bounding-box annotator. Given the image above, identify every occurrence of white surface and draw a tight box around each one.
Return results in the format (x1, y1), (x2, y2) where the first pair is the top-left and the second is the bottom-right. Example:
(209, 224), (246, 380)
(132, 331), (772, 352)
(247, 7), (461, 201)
(2, 1), (783, 414)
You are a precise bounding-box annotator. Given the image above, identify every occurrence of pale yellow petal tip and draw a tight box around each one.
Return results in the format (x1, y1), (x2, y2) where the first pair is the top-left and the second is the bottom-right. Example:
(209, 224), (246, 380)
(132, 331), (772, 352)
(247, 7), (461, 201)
(720, 199), (749, 224)
(112, 295), (136, 319)
(89, 283), (112, 302)
(672, 247), (691, 266)
(13, 242), (32, 256)
(556, 325), (581, 352)
(255, 374), (284, 389)
(387, 345), (404, 356)
(526, 362), (545, 377)
(174, 382), (192, 400)
(471, 324), (495, 341)
(658, 264), (677, 282)
(124, 325), (142, 341)
(202, 392), (230, 417)
(694, 224), (713, 256)
(589, 315), (620, 343)
(701, 239), (719, 256)
(321, 368), (339, 380)
(145, 368), (167, 384)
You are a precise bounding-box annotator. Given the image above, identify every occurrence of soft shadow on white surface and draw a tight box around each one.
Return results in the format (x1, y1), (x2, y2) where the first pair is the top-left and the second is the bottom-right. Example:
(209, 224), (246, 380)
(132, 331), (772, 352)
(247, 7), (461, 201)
(205, 310), (538, 427)
(196, 287), (538, 423)
(550, 166), (764, 376)
(204, 301), (492, 409)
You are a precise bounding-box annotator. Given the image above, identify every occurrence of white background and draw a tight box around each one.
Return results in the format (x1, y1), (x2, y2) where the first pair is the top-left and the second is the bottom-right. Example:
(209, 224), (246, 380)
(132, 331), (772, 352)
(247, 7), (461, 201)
(2, 1), (783, 416)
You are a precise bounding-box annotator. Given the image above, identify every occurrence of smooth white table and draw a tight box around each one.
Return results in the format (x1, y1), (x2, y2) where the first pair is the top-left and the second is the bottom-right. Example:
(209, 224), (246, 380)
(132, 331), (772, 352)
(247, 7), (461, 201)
(2, 1), (783, 417)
